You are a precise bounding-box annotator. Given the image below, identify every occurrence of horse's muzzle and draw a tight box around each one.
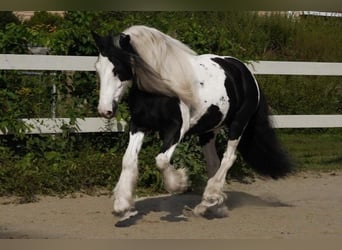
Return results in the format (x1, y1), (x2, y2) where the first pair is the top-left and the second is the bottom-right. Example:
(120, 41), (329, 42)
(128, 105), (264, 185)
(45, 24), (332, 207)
(99, 100), (117, 119)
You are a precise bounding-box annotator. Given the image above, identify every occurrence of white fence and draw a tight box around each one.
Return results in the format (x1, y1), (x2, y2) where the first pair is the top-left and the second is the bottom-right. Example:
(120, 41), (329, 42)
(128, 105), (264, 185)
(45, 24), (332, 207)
(1, 54), (342, 134)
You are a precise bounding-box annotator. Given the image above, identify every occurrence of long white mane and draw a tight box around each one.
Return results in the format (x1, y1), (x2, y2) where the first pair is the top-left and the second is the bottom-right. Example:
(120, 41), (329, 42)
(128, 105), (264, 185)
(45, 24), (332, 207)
(123, 25), (198, 108)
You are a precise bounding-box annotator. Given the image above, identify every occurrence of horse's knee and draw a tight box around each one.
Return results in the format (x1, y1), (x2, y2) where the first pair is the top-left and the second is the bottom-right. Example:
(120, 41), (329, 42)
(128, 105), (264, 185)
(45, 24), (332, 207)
(155, 153), (169, 170)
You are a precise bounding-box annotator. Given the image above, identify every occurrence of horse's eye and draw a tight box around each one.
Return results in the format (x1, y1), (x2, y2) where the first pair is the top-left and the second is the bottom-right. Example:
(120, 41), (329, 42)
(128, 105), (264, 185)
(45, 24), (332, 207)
(113, 68), (118, 76)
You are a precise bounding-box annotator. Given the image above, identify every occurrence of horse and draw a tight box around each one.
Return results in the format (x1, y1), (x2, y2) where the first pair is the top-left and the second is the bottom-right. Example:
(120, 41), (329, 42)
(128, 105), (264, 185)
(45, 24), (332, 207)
(91, 25), (292, 221)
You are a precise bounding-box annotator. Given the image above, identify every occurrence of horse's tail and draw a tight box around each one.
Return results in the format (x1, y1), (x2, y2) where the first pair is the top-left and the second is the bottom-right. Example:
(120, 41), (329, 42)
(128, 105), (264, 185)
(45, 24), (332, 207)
(238, 91), (293, 179)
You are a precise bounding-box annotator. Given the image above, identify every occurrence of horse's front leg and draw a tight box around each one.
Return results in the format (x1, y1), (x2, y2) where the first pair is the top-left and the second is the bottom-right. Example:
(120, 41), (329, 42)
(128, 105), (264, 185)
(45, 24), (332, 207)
(113, 131), (144, 218)
(155, 142), (189, 193)
(155, 103), (190, 193)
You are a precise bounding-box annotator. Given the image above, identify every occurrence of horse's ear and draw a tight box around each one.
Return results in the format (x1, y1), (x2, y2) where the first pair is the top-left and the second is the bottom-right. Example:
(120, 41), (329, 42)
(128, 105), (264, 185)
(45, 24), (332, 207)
(112, 34), (121, 48)
(119, 34), (135, 53)
(119, 34), (131, 47)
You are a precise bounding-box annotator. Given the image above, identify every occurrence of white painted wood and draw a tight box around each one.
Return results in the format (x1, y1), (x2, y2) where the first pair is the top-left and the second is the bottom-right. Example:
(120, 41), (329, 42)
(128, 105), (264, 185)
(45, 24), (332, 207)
(0, 54), (97, 71)
(271, 115), (342, 128)
(1, 54), (342, 75)
(0, 115), (341, 135)
(303, 11), (342, 18)
(0, 118), (127, 135)
(247, 61), (342, 76)
(1, 54), (341, 134)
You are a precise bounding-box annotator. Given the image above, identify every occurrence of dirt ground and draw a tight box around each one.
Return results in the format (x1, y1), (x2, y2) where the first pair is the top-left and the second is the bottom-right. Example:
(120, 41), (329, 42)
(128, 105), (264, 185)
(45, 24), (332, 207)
(1, 171), (341, 239)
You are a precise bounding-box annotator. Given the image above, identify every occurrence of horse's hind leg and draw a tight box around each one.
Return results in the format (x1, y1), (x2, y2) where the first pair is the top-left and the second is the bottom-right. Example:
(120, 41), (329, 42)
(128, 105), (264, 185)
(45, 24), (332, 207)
(193, 137), (239, 217)
(194, 105), (256, 217)
(200, 131), (220, 178)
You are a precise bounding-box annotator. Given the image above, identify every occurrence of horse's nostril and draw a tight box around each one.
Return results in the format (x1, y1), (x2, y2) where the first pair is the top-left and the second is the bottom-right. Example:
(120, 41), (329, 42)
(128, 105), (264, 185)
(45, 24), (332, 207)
(105, 110), (113, 118)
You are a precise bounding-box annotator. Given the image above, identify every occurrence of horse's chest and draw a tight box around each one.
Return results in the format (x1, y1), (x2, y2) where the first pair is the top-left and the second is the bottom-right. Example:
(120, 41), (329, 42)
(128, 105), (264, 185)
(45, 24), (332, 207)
(128, 88), (182, 131)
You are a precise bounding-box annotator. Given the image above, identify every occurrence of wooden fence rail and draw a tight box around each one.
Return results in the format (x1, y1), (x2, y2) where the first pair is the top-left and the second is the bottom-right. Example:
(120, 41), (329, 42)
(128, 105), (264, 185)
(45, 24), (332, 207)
(1, 54), (341, 134)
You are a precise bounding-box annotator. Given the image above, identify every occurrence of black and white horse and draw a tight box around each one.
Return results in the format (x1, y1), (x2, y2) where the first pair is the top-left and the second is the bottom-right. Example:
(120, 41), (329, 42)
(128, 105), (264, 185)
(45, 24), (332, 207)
(92, 25), (292, 220)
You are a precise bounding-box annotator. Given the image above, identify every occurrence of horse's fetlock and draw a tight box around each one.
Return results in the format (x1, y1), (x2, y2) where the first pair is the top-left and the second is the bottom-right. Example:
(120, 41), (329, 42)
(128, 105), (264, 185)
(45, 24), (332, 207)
(113, 196), (133, 216)
(164, 167), (189, 193)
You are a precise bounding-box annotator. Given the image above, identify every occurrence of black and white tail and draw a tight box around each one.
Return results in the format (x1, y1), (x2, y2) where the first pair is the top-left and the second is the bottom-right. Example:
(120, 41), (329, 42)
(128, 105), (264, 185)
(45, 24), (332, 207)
(238, 91), (293, 179)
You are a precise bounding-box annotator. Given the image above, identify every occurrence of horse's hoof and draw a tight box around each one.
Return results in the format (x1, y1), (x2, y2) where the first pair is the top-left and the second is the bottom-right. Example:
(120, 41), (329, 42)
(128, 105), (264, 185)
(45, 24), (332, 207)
(114, 210), (139, 227)
(120, 209), (138, 221)
(112, 207), (137, 218)
(113, 196), (134, 216)
(201, 198), (219, 207)
(193, 203), (208, 216)
(201, 190), (227, 207)
(192, 202), (229, 219)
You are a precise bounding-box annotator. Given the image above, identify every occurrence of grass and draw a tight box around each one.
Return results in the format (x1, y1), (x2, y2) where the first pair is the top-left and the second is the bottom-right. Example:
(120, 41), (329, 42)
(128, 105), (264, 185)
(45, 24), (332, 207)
(278, 130), (342, 172)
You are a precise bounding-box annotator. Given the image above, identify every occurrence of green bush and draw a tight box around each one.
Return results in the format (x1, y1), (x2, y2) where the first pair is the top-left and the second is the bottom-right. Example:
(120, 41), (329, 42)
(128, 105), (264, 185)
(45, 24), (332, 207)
(0, 11), (20, 29)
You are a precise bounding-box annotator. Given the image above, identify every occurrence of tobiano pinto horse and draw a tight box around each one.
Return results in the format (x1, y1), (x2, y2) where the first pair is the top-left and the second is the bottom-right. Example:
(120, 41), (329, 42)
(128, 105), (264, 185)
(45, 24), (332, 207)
(92, 25), (292, 223)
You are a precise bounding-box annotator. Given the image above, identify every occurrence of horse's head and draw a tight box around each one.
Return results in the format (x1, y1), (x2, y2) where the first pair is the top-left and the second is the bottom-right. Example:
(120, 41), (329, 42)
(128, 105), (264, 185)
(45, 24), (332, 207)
(92, 31), (134, 119)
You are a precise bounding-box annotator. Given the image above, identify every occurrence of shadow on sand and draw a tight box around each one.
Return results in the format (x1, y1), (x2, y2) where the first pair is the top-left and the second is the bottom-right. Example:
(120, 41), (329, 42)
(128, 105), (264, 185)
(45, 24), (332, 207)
(114, 191), (292, 227)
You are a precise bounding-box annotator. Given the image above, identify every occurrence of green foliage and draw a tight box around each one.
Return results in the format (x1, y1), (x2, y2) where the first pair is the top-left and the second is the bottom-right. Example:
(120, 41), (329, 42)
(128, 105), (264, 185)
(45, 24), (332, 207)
(0, 133), (123, 201)
(0, 23), (31, 53)
(0, 11), (20, 29)
(291, 16), (342, 61)
(172, 136), (208, 193)
(1, 11), (342, 201)
(25, 13), (62, 48)
(25, 11), (63, 28)
(258, 75), (342, 115)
